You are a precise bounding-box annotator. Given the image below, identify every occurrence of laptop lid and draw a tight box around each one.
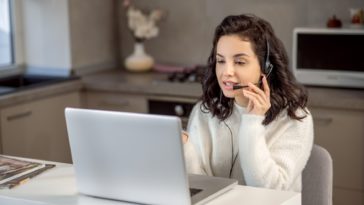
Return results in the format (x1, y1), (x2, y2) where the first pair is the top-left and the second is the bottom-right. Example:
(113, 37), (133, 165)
(65, 108), (236, 205)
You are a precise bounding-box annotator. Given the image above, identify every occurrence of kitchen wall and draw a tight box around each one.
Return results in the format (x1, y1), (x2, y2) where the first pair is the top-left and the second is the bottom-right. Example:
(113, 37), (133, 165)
(118, 0), (364, 67)
(69, 0), (119, 74)
(21, 0), (72, 74)
(15, 0), (118, 76)
(13, 0), (364, 74)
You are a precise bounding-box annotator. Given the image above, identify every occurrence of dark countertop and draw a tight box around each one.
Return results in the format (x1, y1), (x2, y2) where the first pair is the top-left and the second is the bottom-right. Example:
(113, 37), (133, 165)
(82, 69), (364, 111)
(0, 79), (83, 108)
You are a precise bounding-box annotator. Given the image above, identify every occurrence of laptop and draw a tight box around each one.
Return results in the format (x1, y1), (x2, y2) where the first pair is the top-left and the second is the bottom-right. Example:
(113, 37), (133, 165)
(65, 107), (237, 205)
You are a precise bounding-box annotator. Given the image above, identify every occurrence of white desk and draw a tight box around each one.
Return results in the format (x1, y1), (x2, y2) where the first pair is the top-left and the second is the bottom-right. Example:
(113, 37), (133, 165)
(0, 161), (301, 205)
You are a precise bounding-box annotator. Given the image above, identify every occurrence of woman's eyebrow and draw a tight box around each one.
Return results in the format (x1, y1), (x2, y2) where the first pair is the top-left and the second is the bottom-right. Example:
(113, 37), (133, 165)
(233, 53), (249, 58)
(216, 53), (224, 58)
(216, 53), (249, 58)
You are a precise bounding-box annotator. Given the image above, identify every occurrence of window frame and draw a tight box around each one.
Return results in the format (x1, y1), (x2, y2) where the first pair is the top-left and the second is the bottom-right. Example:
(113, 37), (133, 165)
(0, 0), (24, 75)
(0, 0), (15, 68)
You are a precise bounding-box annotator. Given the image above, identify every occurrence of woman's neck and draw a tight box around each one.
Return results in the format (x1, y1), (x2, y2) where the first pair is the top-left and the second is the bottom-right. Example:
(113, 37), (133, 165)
(234, 96), (249, 107)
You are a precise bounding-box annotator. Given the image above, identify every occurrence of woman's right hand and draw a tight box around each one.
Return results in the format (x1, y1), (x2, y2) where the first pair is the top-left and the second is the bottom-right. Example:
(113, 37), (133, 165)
(181, 131), (189, 144)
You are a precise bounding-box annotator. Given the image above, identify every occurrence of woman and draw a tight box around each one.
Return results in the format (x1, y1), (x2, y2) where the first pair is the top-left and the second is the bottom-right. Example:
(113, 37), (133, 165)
(183, 14), (313, 192)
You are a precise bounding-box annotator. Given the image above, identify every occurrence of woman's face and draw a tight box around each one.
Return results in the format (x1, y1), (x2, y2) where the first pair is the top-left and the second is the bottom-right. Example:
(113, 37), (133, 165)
(215, 34), (262, 105)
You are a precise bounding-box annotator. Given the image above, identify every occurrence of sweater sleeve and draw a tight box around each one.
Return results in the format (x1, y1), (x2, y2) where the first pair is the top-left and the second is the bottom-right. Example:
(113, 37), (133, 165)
(183, 103), (211, 175)
(183, 139), (206, 174)
(238, 109), (314, 191)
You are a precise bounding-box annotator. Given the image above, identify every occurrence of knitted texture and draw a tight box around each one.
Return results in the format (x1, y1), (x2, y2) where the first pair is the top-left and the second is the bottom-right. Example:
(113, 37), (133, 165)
(184, 102), (314, 192)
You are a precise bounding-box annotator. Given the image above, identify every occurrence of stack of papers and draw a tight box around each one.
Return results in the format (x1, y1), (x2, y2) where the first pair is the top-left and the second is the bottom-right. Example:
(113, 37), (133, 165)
(0, 155), (55, 189)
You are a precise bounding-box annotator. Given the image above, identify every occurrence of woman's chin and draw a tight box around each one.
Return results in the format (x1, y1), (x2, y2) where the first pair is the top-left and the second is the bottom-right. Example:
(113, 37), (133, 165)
(222, 91), (236, 98)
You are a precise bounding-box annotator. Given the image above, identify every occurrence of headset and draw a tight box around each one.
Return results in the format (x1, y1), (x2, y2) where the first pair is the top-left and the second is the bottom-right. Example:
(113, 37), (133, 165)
(264, 38), (273, 77)
(223, 120), (237, 178)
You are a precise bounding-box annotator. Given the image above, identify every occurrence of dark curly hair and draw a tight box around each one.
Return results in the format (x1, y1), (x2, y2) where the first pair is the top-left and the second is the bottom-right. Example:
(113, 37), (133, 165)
(201, 14), (308, 125)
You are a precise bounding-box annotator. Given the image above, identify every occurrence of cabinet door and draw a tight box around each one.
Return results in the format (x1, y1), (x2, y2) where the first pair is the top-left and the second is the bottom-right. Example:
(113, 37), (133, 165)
(83, 91), (148, 113)
(310, 107), (364, 205)
(0, 92), (80, 163)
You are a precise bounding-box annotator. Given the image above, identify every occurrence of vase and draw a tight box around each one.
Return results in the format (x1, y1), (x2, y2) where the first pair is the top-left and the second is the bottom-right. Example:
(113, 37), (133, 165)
(124, 42), (154, 72)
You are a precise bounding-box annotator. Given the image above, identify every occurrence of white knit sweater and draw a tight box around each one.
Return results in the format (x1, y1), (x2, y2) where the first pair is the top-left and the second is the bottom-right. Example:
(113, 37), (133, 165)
(183, 102), (314, 192)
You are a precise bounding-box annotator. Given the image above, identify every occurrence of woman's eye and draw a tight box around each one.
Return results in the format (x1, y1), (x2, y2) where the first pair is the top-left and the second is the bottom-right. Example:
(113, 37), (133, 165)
(216, 60), (225, 64)
(235, 61), (245, 65)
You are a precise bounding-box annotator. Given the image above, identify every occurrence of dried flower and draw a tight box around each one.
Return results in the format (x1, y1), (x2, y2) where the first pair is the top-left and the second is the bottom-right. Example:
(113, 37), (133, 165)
(123, 0), (164, 42)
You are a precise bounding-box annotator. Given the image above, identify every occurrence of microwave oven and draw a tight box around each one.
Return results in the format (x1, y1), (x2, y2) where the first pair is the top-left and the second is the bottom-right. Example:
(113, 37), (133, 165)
(292, 27), (364, 89)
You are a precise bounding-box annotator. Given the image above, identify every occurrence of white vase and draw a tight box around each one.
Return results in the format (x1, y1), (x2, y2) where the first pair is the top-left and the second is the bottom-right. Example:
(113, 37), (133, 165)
(124, 42), (154, 72)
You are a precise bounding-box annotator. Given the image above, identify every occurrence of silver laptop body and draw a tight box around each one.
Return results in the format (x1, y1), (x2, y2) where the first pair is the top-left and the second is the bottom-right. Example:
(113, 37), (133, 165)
(65, 108), (237, 205)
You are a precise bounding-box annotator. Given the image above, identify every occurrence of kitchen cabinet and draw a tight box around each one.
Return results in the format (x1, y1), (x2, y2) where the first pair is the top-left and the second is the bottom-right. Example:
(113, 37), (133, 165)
(310, 107), (364, 205)
(0, 92), (81, 163)
(82, 91), (148, 113)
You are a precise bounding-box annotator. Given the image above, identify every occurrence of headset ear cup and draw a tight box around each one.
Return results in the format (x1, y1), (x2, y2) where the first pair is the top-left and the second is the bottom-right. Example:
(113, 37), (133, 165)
(264, 62), (270, 73)
(265, 63), (273, 77)
(264, 39), (273, 77)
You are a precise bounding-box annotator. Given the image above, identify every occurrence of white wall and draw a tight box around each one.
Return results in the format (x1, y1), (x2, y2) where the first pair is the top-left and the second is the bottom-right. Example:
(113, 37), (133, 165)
(22, 0), (72, 74)
(12, 0), (117, 76)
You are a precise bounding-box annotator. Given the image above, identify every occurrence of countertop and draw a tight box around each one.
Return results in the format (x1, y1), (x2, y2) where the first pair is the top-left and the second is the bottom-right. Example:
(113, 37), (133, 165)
(0, 79), (83, 108)
(0, 69), (362, 111)
(82, 70), (202, 99)
(82, 69), (364, 111)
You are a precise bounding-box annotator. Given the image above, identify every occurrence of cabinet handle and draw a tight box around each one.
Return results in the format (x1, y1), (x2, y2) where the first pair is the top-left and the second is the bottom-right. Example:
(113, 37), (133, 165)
(313, 116), (333, 124)
(7, 111), (33, 121)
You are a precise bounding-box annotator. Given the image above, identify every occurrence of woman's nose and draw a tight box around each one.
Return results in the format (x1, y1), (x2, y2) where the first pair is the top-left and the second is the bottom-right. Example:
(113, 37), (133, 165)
(224, 62), (235, 76)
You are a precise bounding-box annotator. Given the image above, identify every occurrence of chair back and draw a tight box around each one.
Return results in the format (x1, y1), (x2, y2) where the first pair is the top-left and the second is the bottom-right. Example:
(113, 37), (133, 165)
(302, 144), (333, 205)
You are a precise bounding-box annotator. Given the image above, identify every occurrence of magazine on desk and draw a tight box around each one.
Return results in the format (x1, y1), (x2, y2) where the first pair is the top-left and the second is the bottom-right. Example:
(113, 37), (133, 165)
(0, 155), (55, 189)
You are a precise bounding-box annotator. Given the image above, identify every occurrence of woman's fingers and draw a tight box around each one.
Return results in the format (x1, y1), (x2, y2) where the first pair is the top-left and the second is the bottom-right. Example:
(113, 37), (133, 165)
(246, 75), (270, 101)
(243, 88), (271, 115)
(262, 75), (270, 98)
(243, 91), (262, 107)
(181, 131), (189, 144)
(243, 90), (265, 106)
(240, 75), (271, 115)
(247, 82), (267, 101)
(247, 99), (253, 112)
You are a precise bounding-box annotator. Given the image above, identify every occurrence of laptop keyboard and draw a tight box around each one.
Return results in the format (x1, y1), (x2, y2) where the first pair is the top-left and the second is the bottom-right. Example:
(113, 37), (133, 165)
(189, 188), (202, 196)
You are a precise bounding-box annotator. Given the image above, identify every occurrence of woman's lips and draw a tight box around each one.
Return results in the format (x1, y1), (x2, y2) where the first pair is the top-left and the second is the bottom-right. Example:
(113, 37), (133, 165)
(222, 81), (239, 90)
